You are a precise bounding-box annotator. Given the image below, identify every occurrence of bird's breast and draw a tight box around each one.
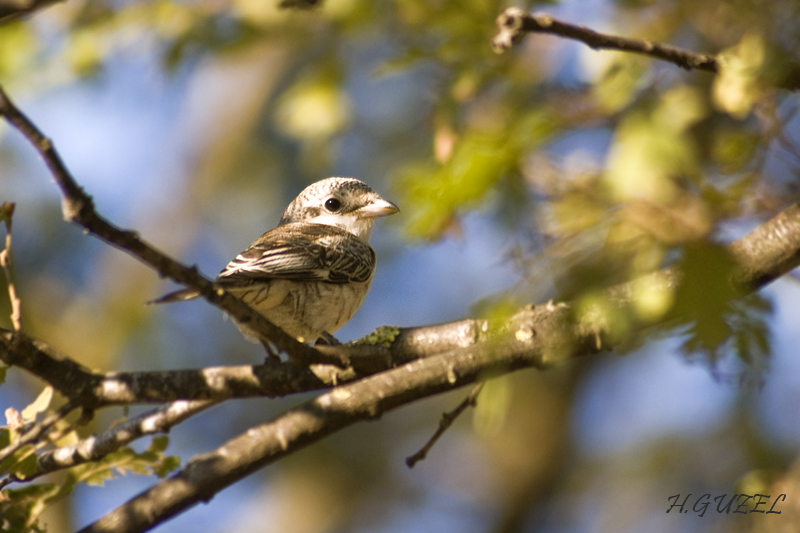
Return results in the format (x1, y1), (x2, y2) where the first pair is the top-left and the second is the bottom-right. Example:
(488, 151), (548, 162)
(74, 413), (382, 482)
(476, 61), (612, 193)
(229, 278), (372, 343)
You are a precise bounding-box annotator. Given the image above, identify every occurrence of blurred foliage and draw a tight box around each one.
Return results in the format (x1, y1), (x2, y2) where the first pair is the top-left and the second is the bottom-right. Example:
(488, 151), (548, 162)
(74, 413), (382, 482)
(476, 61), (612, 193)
(671, 243), (773, 367)
(1, 406), (179, 532)
(2, 0), (800, 530)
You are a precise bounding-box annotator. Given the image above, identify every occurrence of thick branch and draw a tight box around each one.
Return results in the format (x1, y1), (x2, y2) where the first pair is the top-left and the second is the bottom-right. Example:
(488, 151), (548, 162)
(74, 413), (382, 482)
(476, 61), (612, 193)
(492, 8), (719, 73)
(79, 303), (590, 533)
(0, 332), (368, 407)
(0, 86), (318, 362)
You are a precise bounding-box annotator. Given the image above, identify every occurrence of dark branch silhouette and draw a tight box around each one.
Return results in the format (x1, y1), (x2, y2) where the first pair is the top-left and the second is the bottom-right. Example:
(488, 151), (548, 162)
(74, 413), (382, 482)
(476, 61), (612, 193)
(406, 382), (483, 468)
(492, 7), (719, 72)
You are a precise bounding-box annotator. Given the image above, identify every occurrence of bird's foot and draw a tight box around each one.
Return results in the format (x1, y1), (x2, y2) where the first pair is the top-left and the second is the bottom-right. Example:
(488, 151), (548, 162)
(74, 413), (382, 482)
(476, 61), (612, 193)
(316, 332), (342, 346)
(260, 340), (282, 365)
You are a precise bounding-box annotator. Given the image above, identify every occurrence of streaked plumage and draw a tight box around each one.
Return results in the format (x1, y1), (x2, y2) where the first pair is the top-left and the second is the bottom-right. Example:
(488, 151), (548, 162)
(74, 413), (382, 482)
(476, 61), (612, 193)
(153, 177), (398, 344)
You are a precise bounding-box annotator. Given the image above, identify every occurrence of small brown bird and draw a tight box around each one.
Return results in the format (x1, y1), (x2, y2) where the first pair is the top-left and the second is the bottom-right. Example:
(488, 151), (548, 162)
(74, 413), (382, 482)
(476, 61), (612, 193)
(153, 177), (398, 344)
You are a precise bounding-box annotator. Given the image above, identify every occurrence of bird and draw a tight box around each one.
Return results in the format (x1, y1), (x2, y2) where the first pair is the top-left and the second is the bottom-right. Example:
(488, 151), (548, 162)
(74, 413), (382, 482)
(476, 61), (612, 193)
(152, 177), (399, 346)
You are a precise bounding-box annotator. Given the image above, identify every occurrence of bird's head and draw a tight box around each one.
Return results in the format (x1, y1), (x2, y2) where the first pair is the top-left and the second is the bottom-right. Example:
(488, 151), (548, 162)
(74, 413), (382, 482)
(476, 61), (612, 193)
(279, 177), (399, 242)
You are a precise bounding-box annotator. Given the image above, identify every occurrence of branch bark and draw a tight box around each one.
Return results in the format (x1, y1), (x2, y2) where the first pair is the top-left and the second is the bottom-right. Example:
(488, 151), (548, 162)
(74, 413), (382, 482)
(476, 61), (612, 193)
(0, 323), (478, 406)
(492, 8), (719, 72)
(79, 302), (595, 533)
(31, 400), (216, 482)
(0, 202), (22, 332)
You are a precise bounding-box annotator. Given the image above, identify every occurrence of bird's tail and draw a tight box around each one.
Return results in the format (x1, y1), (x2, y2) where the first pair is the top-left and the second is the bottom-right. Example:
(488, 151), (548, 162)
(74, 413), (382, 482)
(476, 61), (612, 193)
(147, 288), (202, 305)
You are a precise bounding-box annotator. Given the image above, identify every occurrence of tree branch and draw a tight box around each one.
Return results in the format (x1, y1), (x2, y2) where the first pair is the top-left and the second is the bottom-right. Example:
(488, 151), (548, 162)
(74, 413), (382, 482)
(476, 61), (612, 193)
(79, 306), (592, 533)
(0, 202), (22, 332)
(0, 400), (78, 465)
(78, 203), (800, 533)
(0, 85), (321, 363)
(405, 382), (483, 468)
(492, 7), (719, 73)
(0, 331), (376, 407)
(31, 400), (216, 482)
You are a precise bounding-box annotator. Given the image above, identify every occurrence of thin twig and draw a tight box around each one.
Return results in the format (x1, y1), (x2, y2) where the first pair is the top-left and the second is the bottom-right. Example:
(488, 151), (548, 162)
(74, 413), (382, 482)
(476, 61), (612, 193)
(43, 406), (94, 445)
(0, 400), (77, 465)
(0, 85), (319, 363)
(0, 202), (22, 332)
(406, 382), (484, 468)
(0, 406), (94, 490)
(492, 8), (719, 73)
(15, 400), (216, 484)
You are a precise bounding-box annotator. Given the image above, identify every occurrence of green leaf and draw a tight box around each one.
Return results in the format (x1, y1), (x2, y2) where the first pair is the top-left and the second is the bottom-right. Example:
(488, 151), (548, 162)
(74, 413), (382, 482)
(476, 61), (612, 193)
(398, 109), (559, 240)
(0, 365), (6, 385)
(671, 243), (773, 368)
(0, 22), (39, 79)
(68, 436), (179, 487)
(604, 87), (706, 204)
(473, 376), (511, 437)
(152, 455), (181, 478)
(713, 32), (765, 119)
(148, 435), (170, 453)
(0, 484), (57, 533)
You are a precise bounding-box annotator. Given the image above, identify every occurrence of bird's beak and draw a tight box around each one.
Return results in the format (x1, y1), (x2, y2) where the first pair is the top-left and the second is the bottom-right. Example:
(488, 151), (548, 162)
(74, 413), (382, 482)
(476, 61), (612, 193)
(358, 197), (400, 218)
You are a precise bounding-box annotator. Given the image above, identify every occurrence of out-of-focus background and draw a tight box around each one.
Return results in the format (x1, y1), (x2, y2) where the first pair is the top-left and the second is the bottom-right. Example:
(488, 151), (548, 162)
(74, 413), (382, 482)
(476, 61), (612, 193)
(2, 0), (800, 531)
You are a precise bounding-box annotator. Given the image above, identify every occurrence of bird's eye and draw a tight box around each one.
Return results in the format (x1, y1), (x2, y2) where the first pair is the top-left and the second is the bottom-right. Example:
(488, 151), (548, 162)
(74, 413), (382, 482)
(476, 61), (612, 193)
(324, 198), (342, 212)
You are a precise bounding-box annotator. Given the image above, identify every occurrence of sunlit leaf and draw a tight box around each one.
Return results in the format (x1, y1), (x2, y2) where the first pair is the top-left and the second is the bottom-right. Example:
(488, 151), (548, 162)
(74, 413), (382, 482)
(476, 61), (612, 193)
(276, 74), (351, 140)
(0, 22), (38, 78)
(67, 29), (105, 77)
(713, 32), (765, 119)
(630, 274), (675, 323)
(20, 387), (53, 424)
(398, 109), (558, 240)
(605, 86), (706, 205)
(473, 376), (511, 437)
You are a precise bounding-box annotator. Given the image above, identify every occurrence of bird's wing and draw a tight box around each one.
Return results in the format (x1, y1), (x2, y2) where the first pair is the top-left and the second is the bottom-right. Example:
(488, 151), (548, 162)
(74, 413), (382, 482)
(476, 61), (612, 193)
(216, 223), (376, 287)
